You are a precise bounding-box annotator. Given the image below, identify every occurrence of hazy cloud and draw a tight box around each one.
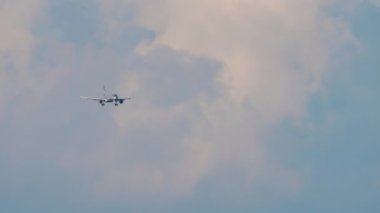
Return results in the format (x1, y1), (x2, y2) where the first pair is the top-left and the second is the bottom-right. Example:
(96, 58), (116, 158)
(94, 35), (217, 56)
(88, 0), (360, 198)
(0, 0), (48, 118)
(1, 0), (373, 206)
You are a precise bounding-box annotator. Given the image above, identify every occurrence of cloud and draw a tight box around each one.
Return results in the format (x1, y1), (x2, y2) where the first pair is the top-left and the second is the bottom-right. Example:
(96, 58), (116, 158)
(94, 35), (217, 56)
(80, 0), (360, 199)
(120, 0), (361, 125)
(0, 0), (51, 118)
(0, 0), (366, 204)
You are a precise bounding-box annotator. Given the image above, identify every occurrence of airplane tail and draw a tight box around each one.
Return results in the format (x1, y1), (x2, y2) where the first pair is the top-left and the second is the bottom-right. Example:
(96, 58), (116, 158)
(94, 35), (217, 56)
(103, 85), (107, 97)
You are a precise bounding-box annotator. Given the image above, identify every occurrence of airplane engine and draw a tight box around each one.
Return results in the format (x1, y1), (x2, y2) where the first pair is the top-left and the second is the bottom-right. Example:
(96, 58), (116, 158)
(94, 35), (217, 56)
(119, 100), (124, 104)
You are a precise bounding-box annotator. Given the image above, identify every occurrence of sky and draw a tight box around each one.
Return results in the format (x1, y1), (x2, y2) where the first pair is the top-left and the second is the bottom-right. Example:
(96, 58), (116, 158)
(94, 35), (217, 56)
(0, 0), (379, 212)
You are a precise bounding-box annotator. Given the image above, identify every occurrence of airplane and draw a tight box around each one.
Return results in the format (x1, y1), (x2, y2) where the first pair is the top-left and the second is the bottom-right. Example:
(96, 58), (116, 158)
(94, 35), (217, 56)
(80, 86), (132, 106)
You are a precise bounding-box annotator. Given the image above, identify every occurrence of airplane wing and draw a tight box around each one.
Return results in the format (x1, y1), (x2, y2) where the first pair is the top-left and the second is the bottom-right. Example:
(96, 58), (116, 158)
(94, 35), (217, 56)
(117, 97), (132, 104)
(80, 96), (106, 101)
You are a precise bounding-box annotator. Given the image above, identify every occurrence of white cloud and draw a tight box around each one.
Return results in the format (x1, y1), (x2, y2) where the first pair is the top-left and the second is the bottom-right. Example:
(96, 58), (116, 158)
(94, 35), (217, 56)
(84, 0), (360, 199)
(0, 0), (48, 118)
(0, 0), (378, 207)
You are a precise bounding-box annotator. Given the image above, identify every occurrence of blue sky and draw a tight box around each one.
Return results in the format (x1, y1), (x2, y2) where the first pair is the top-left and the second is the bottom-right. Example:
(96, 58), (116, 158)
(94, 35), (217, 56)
(1, 0), (379, 212)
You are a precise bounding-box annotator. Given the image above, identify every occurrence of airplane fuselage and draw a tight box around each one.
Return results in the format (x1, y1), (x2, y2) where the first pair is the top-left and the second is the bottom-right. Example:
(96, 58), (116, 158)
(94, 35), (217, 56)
(80, 89), (131, 106)
(99, 94), (126, 106)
